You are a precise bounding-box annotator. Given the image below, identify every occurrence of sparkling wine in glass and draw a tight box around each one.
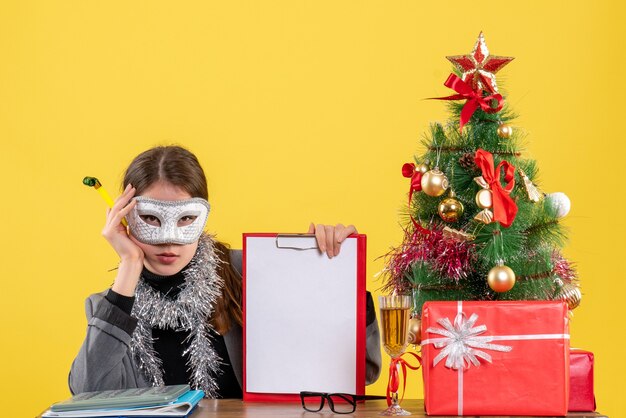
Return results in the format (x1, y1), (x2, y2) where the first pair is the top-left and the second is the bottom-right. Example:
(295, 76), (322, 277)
(379, 295), (412, 416)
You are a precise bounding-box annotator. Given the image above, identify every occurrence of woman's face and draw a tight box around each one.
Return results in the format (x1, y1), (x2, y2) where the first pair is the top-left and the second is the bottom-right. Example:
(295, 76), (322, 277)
(130, 180), (200, 276)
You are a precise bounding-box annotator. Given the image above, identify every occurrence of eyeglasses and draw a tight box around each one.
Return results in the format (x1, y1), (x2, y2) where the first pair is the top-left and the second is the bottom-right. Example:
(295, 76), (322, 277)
(300, 391), (386, 414)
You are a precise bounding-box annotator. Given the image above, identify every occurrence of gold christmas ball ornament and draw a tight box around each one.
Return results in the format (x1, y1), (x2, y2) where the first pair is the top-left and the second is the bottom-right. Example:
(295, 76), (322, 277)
(438, 192), (464, 223)
(416, 162), (430, 174)
(475, 188), (493, 209)
(497, 123), (513, 139)
(407, 317), (422, 345)
(420, 168), (449, 197)
(559, 283), (582, 310)
(487, 264), (516, 293)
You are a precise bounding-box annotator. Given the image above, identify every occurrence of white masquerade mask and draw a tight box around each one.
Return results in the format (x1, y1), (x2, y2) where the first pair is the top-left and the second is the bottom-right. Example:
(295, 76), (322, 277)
(128, 197), (211, 245)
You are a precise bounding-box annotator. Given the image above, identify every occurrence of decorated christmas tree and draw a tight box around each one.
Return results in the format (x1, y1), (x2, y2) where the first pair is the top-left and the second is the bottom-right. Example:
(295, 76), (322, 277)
(382, 33), (580, 343)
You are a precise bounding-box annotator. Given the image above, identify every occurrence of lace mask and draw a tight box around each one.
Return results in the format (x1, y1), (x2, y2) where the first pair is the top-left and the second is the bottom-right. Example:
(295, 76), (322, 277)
(127, 197), (211, 245)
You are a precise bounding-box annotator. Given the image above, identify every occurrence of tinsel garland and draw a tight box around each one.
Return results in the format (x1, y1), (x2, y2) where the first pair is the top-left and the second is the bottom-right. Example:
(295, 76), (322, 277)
(552, 250), (577, 283)
(130, 234), (224, 398)
(382, 225), (476, 294)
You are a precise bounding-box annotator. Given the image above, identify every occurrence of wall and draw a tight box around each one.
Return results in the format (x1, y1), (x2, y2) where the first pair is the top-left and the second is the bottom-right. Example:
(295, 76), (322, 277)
(0, 1), (623, 416)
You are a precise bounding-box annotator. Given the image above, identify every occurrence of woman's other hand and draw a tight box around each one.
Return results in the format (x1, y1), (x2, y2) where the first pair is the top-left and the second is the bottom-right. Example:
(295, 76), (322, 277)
(307, 223), (358, 259)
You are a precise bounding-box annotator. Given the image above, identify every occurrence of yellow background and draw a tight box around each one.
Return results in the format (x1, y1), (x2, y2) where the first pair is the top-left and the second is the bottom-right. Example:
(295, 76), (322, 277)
(1, 1), (624, 416)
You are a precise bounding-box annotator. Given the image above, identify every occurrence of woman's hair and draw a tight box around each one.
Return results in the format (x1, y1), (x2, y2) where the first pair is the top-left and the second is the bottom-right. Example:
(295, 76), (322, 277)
(122, 146), (208, 199)
(123, 145), (243, 335)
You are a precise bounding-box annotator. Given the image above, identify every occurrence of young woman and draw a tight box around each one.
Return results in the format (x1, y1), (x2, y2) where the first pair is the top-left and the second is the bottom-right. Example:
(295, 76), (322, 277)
(69, 145), (381, 398)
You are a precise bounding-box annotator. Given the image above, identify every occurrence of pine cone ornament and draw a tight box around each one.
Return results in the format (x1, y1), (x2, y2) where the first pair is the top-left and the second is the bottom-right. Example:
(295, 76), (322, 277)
(459, 152), (477, 171)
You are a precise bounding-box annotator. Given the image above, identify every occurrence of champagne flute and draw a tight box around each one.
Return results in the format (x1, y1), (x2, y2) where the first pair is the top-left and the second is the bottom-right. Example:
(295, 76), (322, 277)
(379, 295), (412, 416)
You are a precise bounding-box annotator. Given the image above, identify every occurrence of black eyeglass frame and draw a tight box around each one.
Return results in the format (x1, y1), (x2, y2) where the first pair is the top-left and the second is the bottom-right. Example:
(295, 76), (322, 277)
(300, 391), (386, 414)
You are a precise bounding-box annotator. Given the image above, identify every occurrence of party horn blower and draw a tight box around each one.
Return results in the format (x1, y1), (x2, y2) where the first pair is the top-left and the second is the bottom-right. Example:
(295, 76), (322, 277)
(83, 176), (128, 227)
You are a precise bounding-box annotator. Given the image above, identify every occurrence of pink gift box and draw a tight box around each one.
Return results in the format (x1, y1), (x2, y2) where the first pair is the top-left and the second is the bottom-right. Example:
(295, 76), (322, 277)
(569, 349), (596, 412)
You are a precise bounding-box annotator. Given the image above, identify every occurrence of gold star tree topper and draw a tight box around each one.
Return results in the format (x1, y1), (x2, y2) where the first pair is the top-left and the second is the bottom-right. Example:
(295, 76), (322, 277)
(446, 32), (514, 94)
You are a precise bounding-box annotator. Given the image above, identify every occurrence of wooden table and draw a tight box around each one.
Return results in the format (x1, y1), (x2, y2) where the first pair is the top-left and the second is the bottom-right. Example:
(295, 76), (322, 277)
(192, 399), (607, 417)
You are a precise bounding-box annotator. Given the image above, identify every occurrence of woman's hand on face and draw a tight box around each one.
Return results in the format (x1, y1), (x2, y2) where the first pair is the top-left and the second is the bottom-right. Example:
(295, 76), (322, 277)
(307, 223), (358, 259)
(102, 185), (145, 297)
(101, 184), (144, 264)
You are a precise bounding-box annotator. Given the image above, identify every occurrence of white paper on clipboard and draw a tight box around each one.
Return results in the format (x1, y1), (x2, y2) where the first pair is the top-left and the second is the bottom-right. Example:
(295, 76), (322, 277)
(243, 233), (365, 398)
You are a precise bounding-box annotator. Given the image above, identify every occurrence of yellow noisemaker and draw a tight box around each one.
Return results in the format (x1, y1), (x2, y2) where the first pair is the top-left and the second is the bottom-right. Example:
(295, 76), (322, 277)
(83, 176), (128, 227)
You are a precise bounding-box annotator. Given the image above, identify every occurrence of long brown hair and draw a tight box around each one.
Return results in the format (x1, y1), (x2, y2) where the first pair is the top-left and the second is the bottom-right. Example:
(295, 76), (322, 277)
(123, 145), (243, 334)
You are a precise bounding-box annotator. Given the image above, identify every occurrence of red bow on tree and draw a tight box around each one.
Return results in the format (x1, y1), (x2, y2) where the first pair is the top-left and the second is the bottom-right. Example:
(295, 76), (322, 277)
(474, 149), (518, 228)
(431, 74), (504, 131)
(401, 163), (431, 235)
(402, 163), (423, 204)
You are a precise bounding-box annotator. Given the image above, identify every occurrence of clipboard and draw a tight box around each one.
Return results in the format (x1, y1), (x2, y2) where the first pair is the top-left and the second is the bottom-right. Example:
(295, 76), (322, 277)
(242, 233), (367, 402)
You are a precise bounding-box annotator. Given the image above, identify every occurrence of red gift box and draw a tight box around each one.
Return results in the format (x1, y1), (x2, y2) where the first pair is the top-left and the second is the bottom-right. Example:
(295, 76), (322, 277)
(421, 301), (570, 416)
(569, 349), (596, 411)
